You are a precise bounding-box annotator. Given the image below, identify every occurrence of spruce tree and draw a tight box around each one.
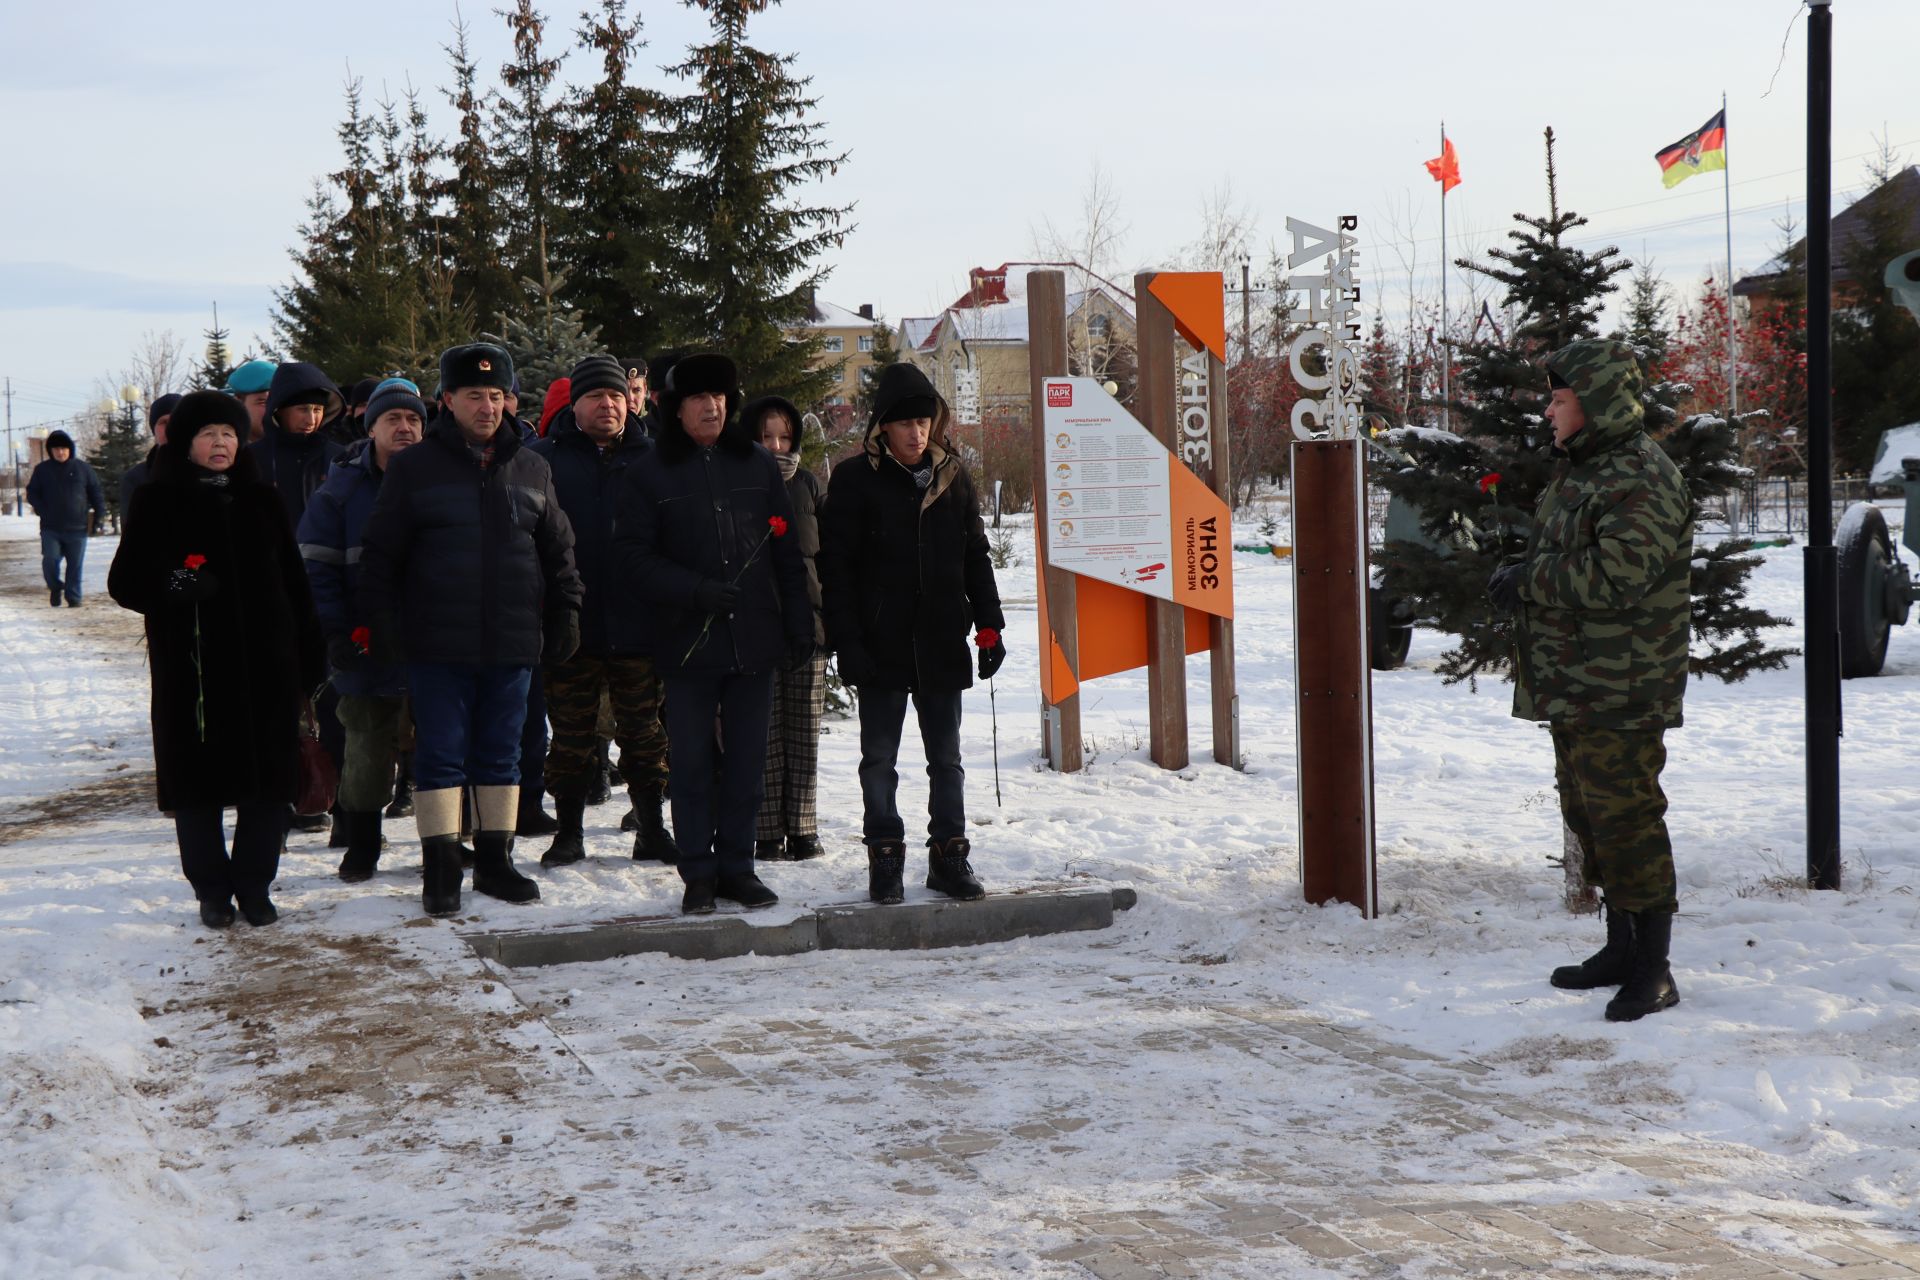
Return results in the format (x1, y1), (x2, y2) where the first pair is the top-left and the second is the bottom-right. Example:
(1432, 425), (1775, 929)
(1611, 259), (1673, 365)
(441, 16), (517, 330)
(661, 0), (852, 405)
(197, 305), (235, 390)
(93, 401), (148, 531)
(490, 1), (566, 303)
(482, 267), (603, 406)
(553, 0), (677, 359)
(1377, 128), (1789, 688)
(852, 315), (901, 422)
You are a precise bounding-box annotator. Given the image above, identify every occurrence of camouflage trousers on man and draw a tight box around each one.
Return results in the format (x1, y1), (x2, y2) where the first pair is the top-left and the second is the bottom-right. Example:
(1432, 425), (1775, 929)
(1550, 723), (1677, 915)
(543, 654), (668, 797)
(337, 694), (412, 813)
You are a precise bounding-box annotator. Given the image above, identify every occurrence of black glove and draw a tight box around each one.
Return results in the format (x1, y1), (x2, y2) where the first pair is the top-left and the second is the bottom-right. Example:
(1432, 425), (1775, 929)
(977, 632), (1007, 680)
(692, 579), (742, 614)
(1487, 563), (1526, 615)
(165, 567), (218, 603)
(327, 634), (367, 672)
(786, 636), (815, 672)
(836, 646), (875, 688)
(544, 610), (581, 666)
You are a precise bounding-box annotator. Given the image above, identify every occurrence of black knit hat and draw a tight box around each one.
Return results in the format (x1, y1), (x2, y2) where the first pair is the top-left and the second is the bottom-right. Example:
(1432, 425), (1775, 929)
(365, 378), (428, 430)
(165, 391), (251, 449)
(437, 343), (515, 394)
(148, 393), (183, 429)
(348, 377), (380, 411)
(568, 355), (630, 405)
(869, 362), (942, 427)
(45, 429), (74, 453)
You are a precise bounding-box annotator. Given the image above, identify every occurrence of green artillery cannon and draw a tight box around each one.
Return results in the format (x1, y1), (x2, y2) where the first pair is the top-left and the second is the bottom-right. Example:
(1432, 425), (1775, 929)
(1837, 250), (1920, 677)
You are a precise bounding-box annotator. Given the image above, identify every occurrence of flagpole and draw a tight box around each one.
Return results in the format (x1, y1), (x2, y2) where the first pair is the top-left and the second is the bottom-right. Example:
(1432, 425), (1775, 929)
(1439, 121), (1449, 433)
(1723, 90), (1740, 415)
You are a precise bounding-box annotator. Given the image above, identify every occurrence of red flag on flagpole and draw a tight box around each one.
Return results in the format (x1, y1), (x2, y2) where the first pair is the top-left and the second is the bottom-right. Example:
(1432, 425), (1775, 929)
(1425, 137), (1461, 193)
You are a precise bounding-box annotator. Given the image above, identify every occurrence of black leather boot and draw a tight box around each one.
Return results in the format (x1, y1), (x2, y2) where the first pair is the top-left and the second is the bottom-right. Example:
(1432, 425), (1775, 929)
(541, 795), (589, 867)
(472, 831), (541, 904)
(756, 838), (789, 862)
(421, 836), (465, 917)
(631, 786), (679, 864)
(385, 764), (415, 819)
(926, 837), (985, 901)
(1551, 903), (1634, 990)
(515, 791), (560, 837)
(867, 841), (906, 905)
(785, 834), (825, 861)
(1605, 910), (1681, 1022)
(336, 811), (385, 883)
(586, 743), (613, 805)
(716, 871), (778, 909)
(328, 806), (350, 849)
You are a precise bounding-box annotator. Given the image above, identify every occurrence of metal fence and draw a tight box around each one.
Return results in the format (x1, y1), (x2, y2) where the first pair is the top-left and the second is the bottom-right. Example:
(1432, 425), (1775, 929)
(1708, 475), (1877, 539)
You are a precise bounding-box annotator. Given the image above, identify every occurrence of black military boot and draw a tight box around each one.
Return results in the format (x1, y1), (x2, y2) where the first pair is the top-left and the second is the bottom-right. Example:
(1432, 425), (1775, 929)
(541, 795), (589, 868)
(631, 786), (679, 864)
(421, 836), (465, 917)
(289, 809), (329, 835)
(385, 764), (415, 819)
(586, 743), (613, 805)
(867, 841), (907, 905)
(1605, 911), (1680, 1022)
(926, 836), (985, 901)
(1550, 903), (1634, 990)
(681, 879), (717, 915)
(516, 790), (560, 837)
(328, 805), (350, 849)
(336, 811), (385, 883)
(472, 831), (541, 904)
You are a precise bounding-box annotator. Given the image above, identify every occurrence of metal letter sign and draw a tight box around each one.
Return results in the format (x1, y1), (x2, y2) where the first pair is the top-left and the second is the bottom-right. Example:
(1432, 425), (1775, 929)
(1286, 216), (1378, 917)
(954, 367), (982, 426)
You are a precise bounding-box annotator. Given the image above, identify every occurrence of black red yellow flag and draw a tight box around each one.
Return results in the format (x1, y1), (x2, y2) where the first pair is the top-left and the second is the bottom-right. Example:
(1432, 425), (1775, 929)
(1655, 109), (1727, 188)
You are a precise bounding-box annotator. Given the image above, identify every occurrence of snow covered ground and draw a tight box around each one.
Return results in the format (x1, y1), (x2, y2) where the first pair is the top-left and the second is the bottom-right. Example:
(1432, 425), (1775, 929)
(1, 511), (1917, 1279)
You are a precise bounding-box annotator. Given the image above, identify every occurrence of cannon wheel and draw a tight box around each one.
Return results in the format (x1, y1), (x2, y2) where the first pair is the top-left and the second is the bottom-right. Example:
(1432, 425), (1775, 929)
(1838, 502), (1895, 678)
(1368, 587), (1414, 671)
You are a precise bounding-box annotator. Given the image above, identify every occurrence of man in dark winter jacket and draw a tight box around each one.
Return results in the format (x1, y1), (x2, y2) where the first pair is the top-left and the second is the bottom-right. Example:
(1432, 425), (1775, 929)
(818, 362), (1005, 906)
(298, 378), (425, 882)
(614, 353), (812, 915)
(1489, 338), (1692, 1023)
(119, 392), (181, 518)
(531, 355), (674, 868)
(358, 343), (584, 918)
(224, 359), (276, 443)
(246, 362), (346, 532)
(26, 429), (106, 607)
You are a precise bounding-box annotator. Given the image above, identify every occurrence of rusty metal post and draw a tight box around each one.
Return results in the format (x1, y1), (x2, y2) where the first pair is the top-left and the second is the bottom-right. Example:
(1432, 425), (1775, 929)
(1027, 271), (1081, 772)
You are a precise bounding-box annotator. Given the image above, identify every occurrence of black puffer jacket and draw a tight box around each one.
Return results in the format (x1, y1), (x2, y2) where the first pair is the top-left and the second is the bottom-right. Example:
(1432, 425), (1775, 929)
(612, 407), (810, 676)
(741, 395), (826, 647)
(819, 416), (1004, 692)
(531, 413), (653, 656)
(245, 362), (345, 530)
(357, 418), (582, 667)
(107, 443), (325, 811)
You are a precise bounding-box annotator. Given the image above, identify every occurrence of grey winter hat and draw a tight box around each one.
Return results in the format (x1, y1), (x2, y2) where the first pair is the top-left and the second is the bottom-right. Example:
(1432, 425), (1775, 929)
(568, 355), (629, 405)
(365, 378), (428, 429)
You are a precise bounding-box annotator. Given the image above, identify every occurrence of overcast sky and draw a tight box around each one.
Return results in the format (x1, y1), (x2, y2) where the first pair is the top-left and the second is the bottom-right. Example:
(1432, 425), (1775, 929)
(2, 0), (1914, 429)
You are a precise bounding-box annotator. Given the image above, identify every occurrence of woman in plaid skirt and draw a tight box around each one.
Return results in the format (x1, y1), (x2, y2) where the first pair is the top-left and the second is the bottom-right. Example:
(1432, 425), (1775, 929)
(746, 395), (829, 862)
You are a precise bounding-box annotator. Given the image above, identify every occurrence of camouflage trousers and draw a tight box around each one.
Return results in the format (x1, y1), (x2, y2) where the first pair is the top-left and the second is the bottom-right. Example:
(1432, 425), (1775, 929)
(543, 654), (668, 797)
(1550, 723), (1677, 914)
(336, 694), (408, 813)
(757, 653), (827, 841)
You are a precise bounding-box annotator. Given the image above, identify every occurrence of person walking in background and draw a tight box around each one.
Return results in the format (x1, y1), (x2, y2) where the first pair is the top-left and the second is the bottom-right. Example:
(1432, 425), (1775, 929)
(108, 392), (325, 929)
(614, 354), (812, 916)
(743, 394), (828, 863)
(298, 378), (426, 883)
(356, 343), (583, 918)
(26, 429), (106, 608)
(1488, 339), (1692, 1023)
(119, 392), (181, 518)
(818, 363), (1005, 906)
(532, 356), (675, 868)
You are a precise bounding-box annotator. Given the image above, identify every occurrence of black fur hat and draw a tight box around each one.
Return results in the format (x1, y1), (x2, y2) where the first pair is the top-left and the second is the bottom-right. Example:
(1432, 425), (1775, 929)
(438, 343), (515, 395)
(660, 353), (740, 423)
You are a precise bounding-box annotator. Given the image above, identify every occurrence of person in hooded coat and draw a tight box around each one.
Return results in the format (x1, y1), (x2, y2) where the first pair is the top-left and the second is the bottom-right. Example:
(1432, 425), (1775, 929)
(817, 362), (1005, 906)
(108, 391), (326, 929)
(118, 392), (181, 520)
(612, 354), (812, 916)
(742, 393), (828, 863)
(246, 361), (346, 532)
(26, 428), (105, 607)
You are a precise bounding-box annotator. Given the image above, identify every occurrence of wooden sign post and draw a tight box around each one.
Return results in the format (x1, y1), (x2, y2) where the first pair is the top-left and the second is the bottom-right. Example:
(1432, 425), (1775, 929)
(1027, 271), (1081, 770)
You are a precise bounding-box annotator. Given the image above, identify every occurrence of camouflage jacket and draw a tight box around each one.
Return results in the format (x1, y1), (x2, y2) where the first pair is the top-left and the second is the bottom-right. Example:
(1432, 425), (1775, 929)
(1511, 339), (1692, 730)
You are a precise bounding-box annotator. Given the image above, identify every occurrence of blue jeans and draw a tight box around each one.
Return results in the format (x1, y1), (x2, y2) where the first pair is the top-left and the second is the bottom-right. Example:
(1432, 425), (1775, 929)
(406, 663), (533, 792)
(663, 670), (774, 883)
(520, 666), (548, 798)
(858, 688), (965, 845)
(40, 530), (86, 603)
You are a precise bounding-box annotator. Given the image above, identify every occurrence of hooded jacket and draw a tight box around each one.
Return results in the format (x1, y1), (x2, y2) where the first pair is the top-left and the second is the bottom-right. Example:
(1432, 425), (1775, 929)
(610, 392), (811, 675)
(741, 395), (826, 646)
(1511, 339), (1692, 730)
(245, 362), (346, 531)
(26, 433), (106, 533)
(357, 416), (582, 669)
(107, 399), (325, 811)
(817, 381), (1003, 692)
(297, 439), (407, 697)
(531, 406), (654, 656)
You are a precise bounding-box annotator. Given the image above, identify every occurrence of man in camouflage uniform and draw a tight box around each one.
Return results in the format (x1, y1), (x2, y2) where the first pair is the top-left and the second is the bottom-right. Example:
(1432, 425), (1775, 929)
(1489, 338), (1691, 1022)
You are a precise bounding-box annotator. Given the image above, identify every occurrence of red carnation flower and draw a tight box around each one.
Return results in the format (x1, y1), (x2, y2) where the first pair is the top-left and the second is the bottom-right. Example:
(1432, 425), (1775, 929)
(350, 625), (372, 655)
(1477, 473), (1501, 495)
(183, 554), (207, 570)
(975, 628), (1000, 649)
(768, 516), (789, 537)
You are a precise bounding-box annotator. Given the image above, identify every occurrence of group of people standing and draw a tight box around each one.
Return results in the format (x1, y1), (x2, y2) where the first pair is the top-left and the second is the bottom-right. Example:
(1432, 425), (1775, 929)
(102, 342), (1005, 928)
